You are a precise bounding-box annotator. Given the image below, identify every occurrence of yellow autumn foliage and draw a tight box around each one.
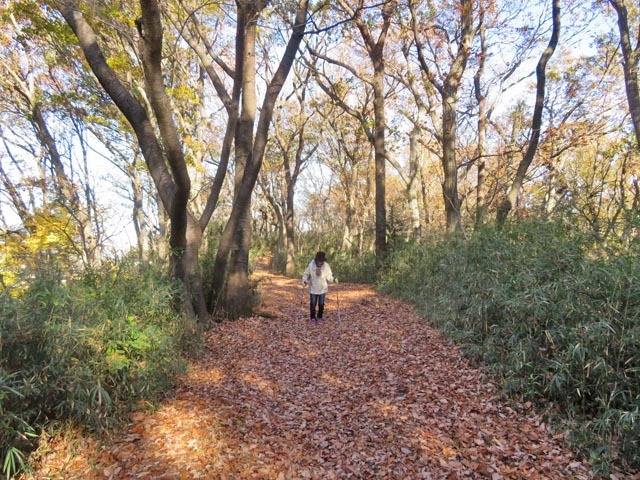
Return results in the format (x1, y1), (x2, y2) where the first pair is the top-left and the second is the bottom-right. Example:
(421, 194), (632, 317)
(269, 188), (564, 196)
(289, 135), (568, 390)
(0, 209), (79, 294)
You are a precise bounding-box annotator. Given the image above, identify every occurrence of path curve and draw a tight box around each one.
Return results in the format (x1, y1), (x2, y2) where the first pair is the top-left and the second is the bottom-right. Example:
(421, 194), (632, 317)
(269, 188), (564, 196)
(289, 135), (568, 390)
(28, 270), (591, 479)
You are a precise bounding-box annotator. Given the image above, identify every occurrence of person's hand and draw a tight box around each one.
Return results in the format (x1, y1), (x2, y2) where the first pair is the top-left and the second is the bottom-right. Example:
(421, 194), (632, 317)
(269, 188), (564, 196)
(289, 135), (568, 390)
(302, 281), (307, 287)
(334, 277), (339, 284)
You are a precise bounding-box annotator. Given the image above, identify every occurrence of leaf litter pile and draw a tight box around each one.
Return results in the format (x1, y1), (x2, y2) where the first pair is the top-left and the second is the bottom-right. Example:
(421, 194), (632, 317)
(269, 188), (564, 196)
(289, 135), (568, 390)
(28, 270), (593, 479)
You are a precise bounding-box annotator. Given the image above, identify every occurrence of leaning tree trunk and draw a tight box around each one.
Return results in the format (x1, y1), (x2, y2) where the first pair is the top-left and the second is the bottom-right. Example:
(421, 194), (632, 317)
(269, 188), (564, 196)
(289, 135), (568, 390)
(497, 0), (560, 225)
(610, 0), (640, 149)
(57, 0), (207, 319)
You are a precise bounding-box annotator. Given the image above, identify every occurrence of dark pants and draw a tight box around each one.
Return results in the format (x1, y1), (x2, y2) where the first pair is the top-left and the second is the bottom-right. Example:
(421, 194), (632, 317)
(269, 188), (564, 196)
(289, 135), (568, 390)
(310, 293), (326, 319)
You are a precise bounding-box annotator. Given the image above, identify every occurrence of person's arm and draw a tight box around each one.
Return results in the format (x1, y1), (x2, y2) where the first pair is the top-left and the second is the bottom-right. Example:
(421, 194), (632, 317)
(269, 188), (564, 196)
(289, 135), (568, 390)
(326, 263), (335, 283)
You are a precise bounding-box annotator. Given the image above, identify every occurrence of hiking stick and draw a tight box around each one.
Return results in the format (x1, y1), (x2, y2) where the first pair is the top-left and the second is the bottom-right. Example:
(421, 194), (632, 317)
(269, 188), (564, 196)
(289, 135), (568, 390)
(301, 283), (307, 319)
(336, 282), (341, 321)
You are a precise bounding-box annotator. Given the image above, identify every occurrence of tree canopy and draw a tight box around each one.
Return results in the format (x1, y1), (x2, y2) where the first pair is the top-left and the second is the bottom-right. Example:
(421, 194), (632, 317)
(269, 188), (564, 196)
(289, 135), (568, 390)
(1, 0), (638, 314)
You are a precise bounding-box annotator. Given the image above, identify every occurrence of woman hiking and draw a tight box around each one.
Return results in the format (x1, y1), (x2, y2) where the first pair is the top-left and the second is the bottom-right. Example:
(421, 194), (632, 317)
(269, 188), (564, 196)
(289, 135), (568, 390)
(302, 251), (337, 323)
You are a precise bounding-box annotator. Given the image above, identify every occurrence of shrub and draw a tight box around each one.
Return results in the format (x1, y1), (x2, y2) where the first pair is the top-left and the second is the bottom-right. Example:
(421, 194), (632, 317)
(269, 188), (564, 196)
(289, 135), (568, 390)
(378, 220), (640, 473)
(0, 260), (191, 478)
(288, 230), (377, 283)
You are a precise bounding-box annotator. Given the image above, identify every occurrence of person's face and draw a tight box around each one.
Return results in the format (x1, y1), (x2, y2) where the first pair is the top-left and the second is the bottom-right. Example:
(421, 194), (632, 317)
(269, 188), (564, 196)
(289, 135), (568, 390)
(316, 260), (324, 267)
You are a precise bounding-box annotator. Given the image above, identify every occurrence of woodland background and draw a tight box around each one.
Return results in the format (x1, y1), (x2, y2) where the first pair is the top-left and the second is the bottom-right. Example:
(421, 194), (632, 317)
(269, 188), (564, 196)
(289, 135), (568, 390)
(0, 0), (639, 477)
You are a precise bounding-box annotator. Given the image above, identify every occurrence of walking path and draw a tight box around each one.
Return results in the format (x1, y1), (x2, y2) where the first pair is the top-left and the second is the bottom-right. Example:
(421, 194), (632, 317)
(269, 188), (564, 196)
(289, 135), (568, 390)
(28, 270), (591, 479)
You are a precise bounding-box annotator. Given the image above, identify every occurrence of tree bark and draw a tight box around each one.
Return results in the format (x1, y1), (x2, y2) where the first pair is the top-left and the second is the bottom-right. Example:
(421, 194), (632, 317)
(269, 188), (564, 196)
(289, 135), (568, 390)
(128, 155), (150, 260)
(56, 0), (209, 319)
(372, 59), (388, 258)
(284, 183), (296, 275)
(339, 0), (396, 260)
(497, 0), (560, 225)
(410, 0), (474, 233)
(210, 0), (309, 317)
(407, 124), (423, 237)
(222, 1), (259, 318)
(474, 2), (488, 228)
(137, 0), (191, 279)
(609, 0), (640, 149)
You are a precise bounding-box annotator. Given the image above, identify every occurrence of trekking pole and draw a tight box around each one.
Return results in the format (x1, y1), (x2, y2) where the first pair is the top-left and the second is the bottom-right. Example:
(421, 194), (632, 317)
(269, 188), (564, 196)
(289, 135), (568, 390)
(301, 283), (307, 319)
(336, 281), (341, 321)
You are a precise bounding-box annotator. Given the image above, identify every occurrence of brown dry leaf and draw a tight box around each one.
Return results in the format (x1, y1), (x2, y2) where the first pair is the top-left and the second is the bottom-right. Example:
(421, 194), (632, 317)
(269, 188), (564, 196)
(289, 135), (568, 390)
(24, 263), (595, 479)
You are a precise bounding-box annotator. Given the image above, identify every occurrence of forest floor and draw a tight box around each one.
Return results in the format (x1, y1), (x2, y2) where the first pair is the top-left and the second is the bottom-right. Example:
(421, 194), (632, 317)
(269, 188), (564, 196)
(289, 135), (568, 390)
(26, 266), (596, 479)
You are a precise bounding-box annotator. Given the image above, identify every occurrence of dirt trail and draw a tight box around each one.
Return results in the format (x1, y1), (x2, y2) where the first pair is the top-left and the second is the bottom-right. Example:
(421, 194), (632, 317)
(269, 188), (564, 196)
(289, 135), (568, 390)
(28, 270), (591, 479)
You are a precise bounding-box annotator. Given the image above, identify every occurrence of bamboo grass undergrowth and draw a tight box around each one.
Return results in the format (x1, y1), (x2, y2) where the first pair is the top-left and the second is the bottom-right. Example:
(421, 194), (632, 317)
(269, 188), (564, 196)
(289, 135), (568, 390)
(0, 260), (194, 479)
(378, 219), (640, 475)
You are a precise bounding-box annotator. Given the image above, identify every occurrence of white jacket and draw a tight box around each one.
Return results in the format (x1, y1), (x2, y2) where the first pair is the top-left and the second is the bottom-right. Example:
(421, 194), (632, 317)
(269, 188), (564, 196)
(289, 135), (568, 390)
(302, 260), (334, 294)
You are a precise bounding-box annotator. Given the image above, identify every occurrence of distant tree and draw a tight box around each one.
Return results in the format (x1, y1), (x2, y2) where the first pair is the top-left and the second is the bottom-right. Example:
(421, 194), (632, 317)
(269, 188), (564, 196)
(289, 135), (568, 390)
(309, 0), (396, 262)
(315, 101), (374, 253)
(0, 9), (104, 267)
(260, 62), (318, 275)
(408, 0), (476, 232)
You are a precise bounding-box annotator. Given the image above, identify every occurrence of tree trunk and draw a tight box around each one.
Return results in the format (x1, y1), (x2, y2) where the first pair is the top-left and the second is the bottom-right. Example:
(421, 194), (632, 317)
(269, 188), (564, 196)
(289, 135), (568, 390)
(219, 1), (258, 317)
(283, 74), (312, 276)
(420, 168), (430, 229)
(497, 0), (560, 225)
(441, 90), (463, 233)
(474, 3), (488, 228)
(285, 182), (296, 276)
(341, 166), (357, 250)
(225, 206), (252, 318)
(184, 214), (209, 319)
(137, 0), (191, 282)
(155, 191), (169, 261)
(129, 156), (150, 260)
(407, 124), (422, 238)
(57, 0), (207, 319)
(210, 0), (309, 317)
(410, 0), (474, 233)
(275, 214), (285, 272)
(346, 0), (396, 261)
(610, 0), (640, 149)
(372, 61), (388, 258)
